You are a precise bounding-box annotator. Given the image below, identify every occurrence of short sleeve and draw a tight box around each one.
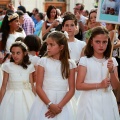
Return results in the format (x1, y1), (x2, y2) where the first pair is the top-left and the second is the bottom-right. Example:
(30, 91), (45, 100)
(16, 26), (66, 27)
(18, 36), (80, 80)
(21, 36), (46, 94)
(28, 64), (35, 73)
(112, 57), (118, 67)
(1, 63), (9, 73)
(37, 57), (46, 67)
(78, 56), (87, 67)
(69, 59), (77, 69)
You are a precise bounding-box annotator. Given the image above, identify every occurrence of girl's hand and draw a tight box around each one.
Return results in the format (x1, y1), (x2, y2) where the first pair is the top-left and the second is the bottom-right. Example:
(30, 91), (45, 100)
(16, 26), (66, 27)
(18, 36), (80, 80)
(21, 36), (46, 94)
(45, 110), (56, 118)
(100, 78), (111, 88)
(32, 86), (36, 96)
(107, 59), (114, 73)
(52, 20), (59, 27)
(75, 12), (80, 21)
(45, 104), (62, 118)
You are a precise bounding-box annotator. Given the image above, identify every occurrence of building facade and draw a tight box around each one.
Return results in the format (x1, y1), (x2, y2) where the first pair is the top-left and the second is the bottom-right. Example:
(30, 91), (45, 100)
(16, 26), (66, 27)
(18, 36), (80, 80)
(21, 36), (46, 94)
(0, 0), (95, 14)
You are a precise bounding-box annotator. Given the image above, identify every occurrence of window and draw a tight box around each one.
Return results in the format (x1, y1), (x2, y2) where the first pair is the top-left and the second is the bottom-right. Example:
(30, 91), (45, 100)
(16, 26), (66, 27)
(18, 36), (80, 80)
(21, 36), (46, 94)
(0, 5), (6, 10)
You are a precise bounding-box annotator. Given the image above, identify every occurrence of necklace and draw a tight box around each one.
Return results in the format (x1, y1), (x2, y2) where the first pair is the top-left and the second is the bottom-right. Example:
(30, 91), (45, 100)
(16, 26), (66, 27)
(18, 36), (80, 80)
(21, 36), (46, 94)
(92, 56), (106, 66)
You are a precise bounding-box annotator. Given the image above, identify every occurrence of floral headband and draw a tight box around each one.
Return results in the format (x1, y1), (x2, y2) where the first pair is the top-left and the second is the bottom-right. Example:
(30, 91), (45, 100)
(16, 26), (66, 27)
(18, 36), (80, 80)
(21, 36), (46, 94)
(7, 13), (19, 21)
(85, 29), (92, 40)
(12, 41), (28, 51)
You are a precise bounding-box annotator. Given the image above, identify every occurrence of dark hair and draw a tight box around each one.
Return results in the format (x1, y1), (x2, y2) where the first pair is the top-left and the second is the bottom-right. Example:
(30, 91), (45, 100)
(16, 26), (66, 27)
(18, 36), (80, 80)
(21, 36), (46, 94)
(34, 8), (39, 13)
(46, 5), (57, 19)
(18, 6), (26, 13)
(15, 10), (24, 32)
(24, 35), (41, 52)
(10, 41), (31, 69)
(26, 11), (32, 17)
(75, 3), (85, 11)
(38, 12), (44, 20)
(84, 10), (89, 16)
(62, 13), (77, 26)
(89, 9), (97, 20)
(6, 9), (14, 14)
(0, 11), (19, 50)
(16, 10), (24, 17)
(15, 37), (24, 42)
(47, 31), (70, 79)
(85, 26), (111, 59)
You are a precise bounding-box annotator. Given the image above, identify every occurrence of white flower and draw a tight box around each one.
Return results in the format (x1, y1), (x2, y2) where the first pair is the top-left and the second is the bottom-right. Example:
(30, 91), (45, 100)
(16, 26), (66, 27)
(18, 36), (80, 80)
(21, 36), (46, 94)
(7, 13), (18, 21)
(64, 31), (69, 39)
(23, 82), (32, 89)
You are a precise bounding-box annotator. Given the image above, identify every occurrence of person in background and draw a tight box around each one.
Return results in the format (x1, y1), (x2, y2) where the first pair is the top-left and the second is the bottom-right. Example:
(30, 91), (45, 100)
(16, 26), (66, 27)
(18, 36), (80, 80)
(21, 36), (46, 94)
(42, 5), (59, 38)
(17, 5), (34, 35)
(56, 8), (63, 23)
(0, 8), (8, 28)
(82, 10), (89, 18)
(0, 11), (25, 53)
(31, 8), (39, 26)
(7, 2), (17, 12)
(73, 3), (88, 40)
(34, 12), (44, 36)
(16, 10), (26, 37)
(24, 35), (41, 83)
(62, 13), (86, 100)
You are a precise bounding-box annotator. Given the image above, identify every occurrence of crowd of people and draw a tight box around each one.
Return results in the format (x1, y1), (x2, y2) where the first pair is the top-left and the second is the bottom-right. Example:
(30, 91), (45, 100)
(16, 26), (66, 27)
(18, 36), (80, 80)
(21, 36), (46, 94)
(0, 1), (120, 120)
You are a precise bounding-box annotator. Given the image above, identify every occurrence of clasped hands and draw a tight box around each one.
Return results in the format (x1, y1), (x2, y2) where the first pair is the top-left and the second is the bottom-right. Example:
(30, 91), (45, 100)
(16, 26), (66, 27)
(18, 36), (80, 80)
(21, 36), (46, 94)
(45, 104), (62, 118)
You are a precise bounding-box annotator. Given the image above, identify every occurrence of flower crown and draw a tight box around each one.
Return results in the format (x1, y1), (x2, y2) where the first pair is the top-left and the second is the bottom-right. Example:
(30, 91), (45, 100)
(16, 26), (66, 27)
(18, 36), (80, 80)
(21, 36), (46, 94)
(7, 13), (19, 21)
(85, 29), (92, 40)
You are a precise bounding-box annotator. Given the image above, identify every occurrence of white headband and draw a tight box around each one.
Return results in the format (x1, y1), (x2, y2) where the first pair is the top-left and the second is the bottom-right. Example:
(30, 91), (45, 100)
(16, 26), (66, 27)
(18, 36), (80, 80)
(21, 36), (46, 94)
(13, 41), (28, 50)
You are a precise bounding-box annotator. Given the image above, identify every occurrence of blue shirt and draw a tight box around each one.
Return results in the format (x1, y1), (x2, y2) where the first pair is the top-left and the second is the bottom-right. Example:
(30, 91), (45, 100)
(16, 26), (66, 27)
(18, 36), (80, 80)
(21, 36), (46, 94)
(34, 20), (44, 36)
(31, 15), (38, 25)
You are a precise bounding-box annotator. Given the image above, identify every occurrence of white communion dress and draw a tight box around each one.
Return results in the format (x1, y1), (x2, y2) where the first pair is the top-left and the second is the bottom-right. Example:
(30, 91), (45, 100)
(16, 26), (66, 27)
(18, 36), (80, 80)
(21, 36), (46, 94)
(27, 57), (76, 120)
(76, 56), (120, 120)
(0, 62), (35, 120)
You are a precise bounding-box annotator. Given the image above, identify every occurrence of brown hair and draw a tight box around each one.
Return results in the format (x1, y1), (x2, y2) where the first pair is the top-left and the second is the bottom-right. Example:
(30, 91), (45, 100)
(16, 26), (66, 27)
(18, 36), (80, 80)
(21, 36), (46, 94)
(85, 26), (111, 59)
(47, 31), (70, 79)
(10, 41), (31, 69)
(62, 13), (77, 26)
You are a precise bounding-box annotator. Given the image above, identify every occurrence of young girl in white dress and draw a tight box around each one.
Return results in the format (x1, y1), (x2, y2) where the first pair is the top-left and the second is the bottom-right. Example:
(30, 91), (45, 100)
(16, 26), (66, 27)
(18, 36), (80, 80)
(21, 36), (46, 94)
(0, 41), (36, 120)
(0, 11), (26, 53)
(27, 31), (76, 120)
(76, 26), (120, 120)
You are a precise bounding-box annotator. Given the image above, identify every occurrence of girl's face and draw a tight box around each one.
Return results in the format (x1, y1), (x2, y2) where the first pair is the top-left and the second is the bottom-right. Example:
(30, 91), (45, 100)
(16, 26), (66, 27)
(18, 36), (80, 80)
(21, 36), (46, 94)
(91, 34), (108, 58)
(50, 9), (56, 19)
(62, 20), (77, 37)
(90, 12), (96, 24)
(11, 46), (25, 64)
(9, 17), (20, 31)
(46, 37), (63, 59)
(106, 23), (114, 31)
(19, 15), (24, 25)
